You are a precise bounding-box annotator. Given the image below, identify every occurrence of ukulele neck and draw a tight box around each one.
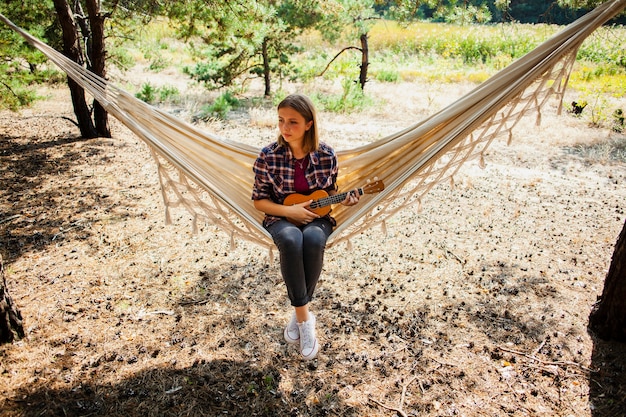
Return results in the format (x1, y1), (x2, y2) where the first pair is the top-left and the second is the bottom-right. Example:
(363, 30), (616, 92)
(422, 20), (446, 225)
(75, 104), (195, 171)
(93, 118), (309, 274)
(310, 188), (363, 209)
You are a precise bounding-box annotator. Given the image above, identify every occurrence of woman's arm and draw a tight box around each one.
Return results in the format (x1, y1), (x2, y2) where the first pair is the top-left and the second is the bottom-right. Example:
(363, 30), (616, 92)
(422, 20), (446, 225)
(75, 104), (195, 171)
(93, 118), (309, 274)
(254, 198), (320, 225)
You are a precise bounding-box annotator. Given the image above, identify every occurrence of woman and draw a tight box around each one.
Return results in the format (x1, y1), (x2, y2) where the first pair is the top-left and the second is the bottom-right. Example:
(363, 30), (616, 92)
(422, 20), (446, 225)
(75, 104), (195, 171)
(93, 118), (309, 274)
(252, 94), (359, 360)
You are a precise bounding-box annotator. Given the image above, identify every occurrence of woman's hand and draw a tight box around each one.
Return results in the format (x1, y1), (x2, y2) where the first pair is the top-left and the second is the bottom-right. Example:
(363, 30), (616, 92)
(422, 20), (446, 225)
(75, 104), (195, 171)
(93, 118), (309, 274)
(341, 189), (360, 206)
(286, 200), (320, 225)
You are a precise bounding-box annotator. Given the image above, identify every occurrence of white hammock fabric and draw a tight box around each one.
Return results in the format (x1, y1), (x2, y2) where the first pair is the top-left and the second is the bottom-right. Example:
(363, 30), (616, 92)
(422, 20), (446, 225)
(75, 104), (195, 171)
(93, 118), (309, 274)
(2, 0), (625, 251)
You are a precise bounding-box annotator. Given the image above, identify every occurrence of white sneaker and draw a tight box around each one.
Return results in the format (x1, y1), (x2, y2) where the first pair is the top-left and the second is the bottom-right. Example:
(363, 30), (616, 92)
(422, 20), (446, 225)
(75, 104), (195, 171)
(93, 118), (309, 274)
(284, 312), (300, 345)
(297, 313), (319, 360)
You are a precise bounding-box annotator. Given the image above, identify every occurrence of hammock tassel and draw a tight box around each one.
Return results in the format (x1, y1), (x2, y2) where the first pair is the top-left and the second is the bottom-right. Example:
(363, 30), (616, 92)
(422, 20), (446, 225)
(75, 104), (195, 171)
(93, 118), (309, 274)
(536, 110), (542, 126)
(507, 131), (514, 146)
(192, 214), (199, 234)
(165, 207), (172, 226)
(268, 247), (274, 265)
(381, 220), (387, 236)
(230, 231), (236, 250)
(450, 176), (455, 189)
(479, 154), (486, 169)
(346, 239), (352, 252)
(417, 199), (423, 213)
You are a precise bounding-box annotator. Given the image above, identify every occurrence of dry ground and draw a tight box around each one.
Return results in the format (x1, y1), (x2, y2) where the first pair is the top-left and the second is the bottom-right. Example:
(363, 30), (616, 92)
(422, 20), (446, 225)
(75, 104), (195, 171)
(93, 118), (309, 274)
(1, 78), (626, 417)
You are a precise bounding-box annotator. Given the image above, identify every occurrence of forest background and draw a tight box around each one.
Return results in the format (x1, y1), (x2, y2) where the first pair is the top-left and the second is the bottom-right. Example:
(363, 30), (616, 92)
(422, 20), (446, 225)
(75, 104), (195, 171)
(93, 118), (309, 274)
(1, 0), (625, 126)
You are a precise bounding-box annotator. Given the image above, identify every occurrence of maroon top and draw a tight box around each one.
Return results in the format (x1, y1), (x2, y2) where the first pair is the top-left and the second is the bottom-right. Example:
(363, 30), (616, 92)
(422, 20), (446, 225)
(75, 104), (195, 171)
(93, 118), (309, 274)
(294, 156), (309, 194)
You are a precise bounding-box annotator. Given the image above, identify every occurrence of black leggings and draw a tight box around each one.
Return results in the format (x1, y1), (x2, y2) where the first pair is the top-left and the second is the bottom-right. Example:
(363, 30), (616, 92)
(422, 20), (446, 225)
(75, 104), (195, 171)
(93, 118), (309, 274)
(267, 218), (333, 307)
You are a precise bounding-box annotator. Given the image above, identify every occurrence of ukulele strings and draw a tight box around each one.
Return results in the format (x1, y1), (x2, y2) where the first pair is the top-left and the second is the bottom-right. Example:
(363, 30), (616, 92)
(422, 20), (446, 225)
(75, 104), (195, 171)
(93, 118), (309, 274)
(310, 188), (363, 209)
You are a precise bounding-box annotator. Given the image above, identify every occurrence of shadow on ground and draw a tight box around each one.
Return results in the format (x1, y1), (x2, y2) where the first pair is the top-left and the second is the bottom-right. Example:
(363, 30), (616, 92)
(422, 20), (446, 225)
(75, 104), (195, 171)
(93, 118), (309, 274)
(0, 130), (134, 264)
(4, 358), (356, 417)
(589, 335), (626, 417)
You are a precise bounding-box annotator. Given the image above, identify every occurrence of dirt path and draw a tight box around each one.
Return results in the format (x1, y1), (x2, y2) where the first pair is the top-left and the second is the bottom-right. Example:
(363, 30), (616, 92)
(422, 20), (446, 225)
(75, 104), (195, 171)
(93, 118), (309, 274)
(1, 81), (625, 416)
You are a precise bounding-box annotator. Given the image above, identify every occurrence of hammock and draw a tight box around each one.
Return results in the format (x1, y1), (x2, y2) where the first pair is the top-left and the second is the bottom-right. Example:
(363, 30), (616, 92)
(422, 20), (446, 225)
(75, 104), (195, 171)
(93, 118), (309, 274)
(2, 0), (625, 251)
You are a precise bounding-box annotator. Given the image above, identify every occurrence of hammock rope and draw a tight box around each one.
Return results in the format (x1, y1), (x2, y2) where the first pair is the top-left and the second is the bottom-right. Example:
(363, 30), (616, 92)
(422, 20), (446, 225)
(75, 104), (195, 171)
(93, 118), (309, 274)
(1, 0), (624, 250)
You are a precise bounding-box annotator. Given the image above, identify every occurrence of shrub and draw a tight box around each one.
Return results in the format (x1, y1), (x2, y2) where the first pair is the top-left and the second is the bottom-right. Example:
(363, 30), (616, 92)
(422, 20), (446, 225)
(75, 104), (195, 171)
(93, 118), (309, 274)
(374, 68), (400, 83)
(0, 81), (39, 110)
(158, 85), (180, 103)
(197, 91), (241, 120)
(136, 82), (157, 103)
(313, 78), (374, 113)
(135, 83), (181, 105)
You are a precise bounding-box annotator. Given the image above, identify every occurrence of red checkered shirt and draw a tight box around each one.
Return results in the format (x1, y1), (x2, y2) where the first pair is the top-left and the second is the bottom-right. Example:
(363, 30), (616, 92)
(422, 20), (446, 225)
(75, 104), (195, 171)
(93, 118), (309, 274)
(252, 141), (338, 227)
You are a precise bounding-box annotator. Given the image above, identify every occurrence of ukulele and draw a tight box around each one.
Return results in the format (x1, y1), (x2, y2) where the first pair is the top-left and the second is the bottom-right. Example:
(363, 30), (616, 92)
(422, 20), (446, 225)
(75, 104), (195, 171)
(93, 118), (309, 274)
(283, 180), (385, 218)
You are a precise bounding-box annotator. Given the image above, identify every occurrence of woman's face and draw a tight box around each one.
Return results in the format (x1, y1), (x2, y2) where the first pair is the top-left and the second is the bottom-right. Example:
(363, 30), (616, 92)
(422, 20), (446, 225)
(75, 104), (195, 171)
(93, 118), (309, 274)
(278, 106), (312, 147)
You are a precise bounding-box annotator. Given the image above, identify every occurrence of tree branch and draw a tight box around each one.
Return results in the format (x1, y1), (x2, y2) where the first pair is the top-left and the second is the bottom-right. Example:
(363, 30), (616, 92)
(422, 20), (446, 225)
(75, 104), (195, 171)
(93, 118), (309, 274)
(318, 46), (362, 77)
(0, 80), (19, 99)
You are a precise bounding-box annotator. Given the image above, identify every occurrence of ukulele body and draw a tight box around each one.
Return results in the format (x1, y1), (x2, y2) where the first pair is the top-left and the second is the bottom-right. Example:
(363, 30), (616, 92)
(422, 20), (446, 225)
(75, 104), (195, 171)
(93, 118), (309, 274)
(283, 190), (331, 217)
(281, 180), (384, 225)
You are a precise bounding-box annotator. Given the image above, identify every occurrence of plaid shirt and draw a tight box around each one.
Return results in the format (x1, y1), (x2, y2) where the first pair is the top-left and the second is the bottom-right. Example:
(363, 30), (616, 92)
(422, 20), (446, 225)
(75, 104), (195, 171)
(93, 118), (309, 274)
(252, 141), (338, 227)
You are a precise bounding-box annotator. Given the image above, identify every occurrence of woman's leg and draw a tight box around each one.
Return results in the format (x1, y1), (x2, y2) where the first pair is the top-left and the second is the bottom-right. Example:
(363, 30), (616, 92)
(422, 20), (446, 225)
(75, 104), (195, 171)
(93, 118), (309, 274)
(301, 218), (333, 301)
(268, 218), (330, 360)
(267, 220), (309, 307)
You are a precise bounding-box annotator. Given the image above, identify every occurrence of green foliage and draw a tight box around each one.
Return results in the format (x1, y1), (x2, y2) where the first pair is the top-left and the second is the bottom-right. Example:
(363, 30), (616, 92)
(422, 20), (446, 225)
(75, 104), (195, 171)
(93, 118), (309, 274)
(567, 79), (625, 130)
(297, 18), (624, 90)
(142, 41), (173, 72)
(271, 89), (289, 107)
(197, 91), (241, 120)
(0, 0), (60, 110)
(312, 78), (374, 113)
(380, 0), (622, 25)
(317, 0), (379, 41)
(369, 21), (551, 63)
(148, 55), (170, 72)
(0, 77), (39, 111)
(374, 68), (400, 82)
(136, 83), (157, 103)
(1, 0), (623, 116)
(135, 82), (180, 104)
(577, 27), (626, 69)
(158, 85), (181, 102)
(108, 45), (136, 71)
(0, 49), (65, 110)
(169, 0), (319, 94)
(435, 4), (492, 24)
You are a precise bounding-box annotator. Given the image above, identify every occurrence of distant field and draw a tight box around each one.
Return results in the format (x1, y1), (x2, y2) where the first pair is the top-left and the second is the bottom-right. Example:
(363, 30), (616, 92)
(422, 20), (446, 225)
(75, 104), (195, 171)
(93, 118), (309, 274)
(120, 18), (624, 129)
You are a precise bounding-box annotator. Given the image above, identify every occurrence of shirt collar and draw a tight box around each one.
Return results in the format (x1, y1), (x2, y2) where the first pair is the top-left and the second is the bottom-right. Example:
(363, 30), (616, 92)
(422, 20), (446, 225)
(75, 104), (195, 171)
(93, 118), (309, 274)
(282, 145), (320, 165)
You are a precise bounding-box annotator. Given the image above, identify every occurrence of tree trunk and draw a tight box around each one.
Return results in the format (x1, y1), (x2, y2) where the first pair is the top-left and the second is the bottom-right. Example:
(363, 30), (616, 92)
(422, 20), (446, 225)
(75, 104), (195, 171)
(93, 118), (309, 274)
(262, 38), (271, 97)
(589, 219), (626, 342)
(0, 256), (24, 344)
(85, 0), (111, 137)
(53, 0), (98, 138)
(358, 33), (369, 90)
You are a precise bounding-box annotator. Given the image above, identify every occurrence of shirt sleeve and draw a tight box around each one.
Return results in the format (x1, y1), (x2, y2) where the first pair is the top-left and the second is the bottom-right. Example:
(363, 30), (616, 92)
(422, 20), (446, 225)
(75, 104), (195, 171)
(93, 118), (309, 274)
(251, 152), (272, 201)
(319, 143), (339, 192)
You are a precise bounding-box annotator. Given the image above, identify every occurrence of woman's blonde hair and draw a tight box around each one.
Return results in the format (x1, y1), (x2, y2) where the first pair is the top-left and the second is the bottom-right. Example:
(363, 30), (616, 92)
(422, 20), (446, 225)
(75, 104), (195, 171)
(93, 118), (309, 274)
(277, 94), (319, 153)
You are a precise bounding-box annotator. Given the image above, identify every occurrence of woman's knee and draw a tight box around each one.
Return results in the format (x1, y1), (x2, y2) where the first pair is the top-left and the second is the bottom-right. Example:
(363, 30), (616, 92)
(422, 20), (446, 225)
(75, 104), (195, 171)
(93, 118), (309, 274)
(302, 227), (327, 249)
(275, 227), (303, 251)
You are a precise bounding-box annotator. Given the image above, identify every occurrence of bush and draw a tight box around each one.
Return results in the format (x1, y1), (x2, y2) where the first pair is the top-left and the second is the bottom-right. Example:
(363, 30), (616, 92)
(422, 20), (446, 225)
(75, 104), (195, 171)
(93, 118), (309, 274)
(0, 63), (63, 110)
(313, 78), (374, 113)
(136, 82), (157, 103)
(374, 69), (400, 83)
(158, 85), (180, 103)
(0, 81), (39, 111)
(135, 83), (181, 105)
(197, 91), (241, 120)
